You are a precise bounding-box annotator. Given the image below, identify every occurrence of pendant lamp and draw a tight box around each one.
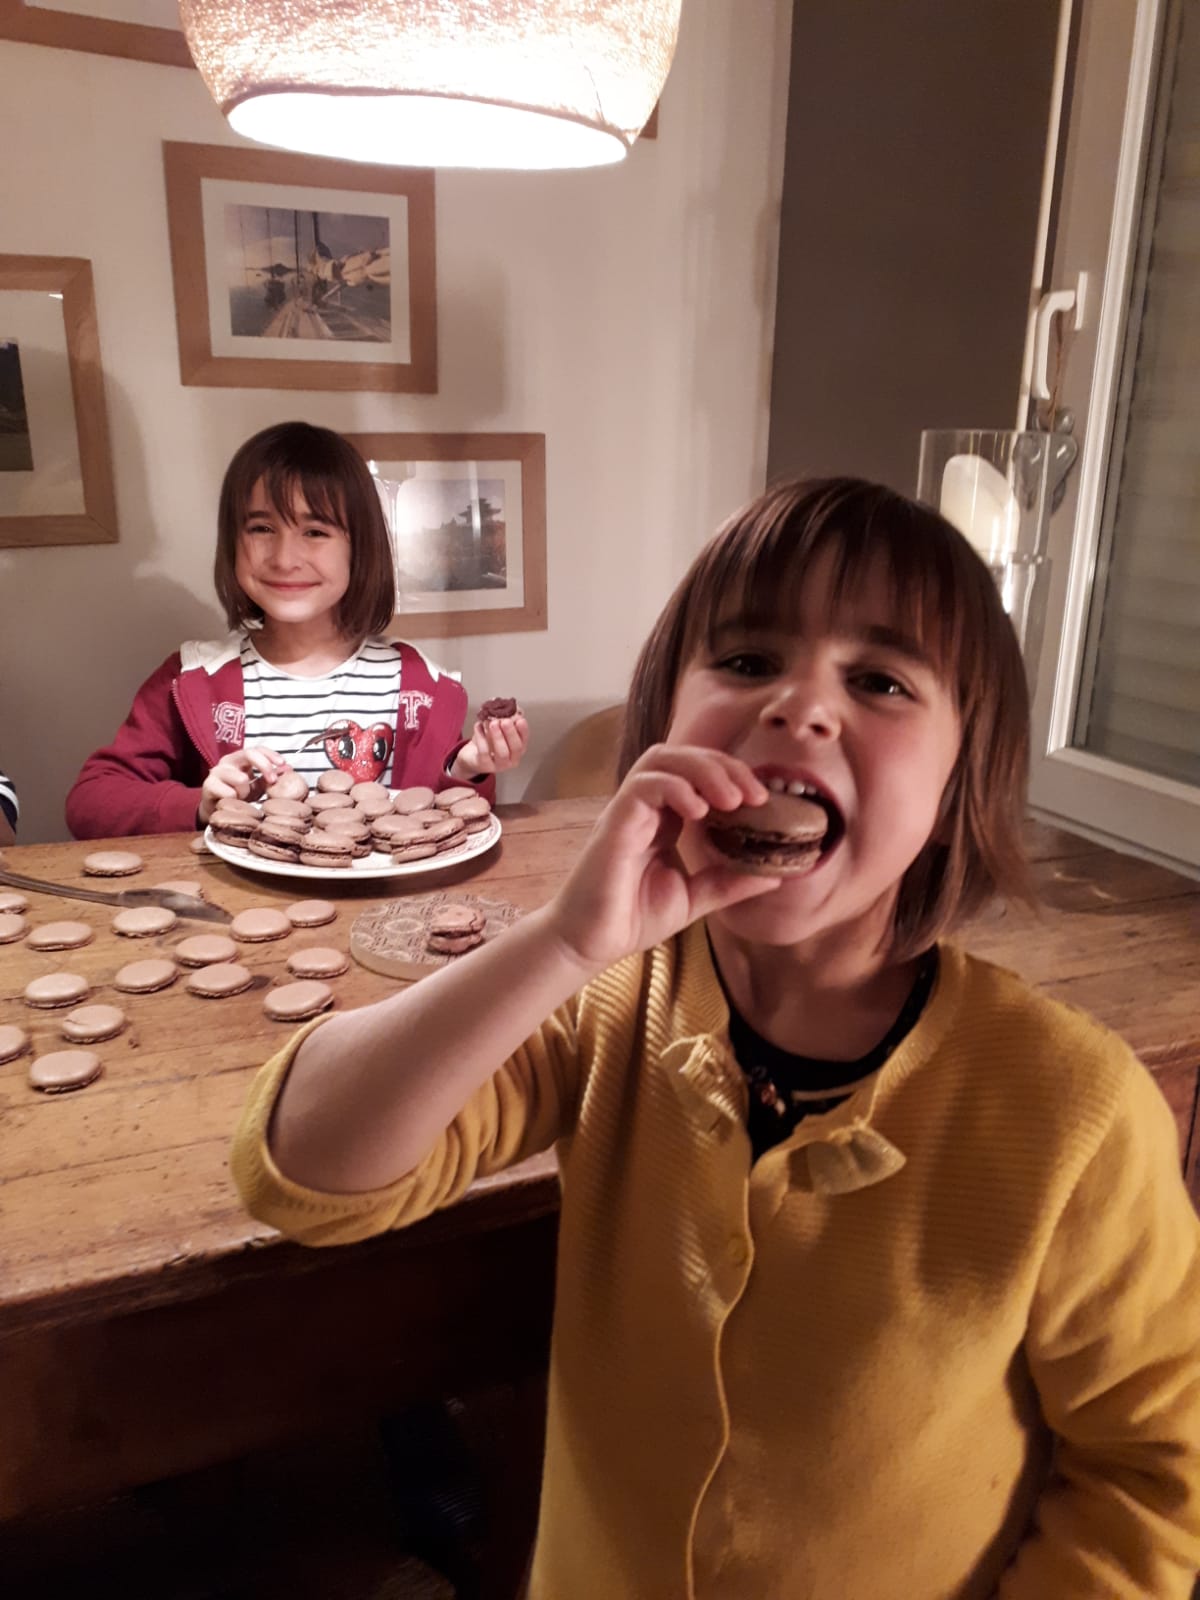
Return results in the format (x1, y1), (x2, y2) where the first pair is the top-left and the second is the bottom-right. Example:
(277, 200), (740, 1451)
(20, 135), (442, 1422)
(180, 1), (681, 170)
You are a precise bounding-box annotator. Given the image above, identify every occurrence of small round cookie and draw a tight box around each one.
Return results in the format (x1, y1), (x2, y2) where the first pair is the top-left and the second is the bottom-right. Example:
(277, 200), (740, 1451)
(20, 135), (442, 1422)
(83, 849), (143, 877)
(174, 933), (239, 967)
(313, 813), (370, 840)
(404, 809), (445, 827)
(285, 899), (337, 929)
(113, 957), (178, 995)
(153, 879), (204, 899)
(373, 815), (428, 842)
(209, 808), (257, 838)
(392, 839), (439, 863)
(214, 797), (262, 820)
(25, 972), (91, 1009)
(351, 795), (392, 820)
(112, 906), (178, 938)
(434, 786), (477, 810)
(426, 904), (486, 953)
(258, 816), (309, 842)
(27, 920), (94, 952)
(449, 795), (492, 823)
(392, 786), (436, 815)
(61, 1003), (127, 1044)
(297, 835), (354, 868)
(287, 945), (350, 979)
(186, 961), (254, 998)
(266, 771), (309, 802)
(316, 770), (355, 794)
(248, 837), (302, 864)
(0, 890), (29, 914)
(0, 1023), (31, 1064)
(29, 1049), (103, 1093)
(190, 834), (213, 855)
(231, 907), (293, 943)
(349, 781), (389, 804)
(262, 797), (313, 820)
(263, 980), (335, 1022)
(0, 911), (28, 944)
(422, 817), (464, 845)
(309, 791), (355, 813)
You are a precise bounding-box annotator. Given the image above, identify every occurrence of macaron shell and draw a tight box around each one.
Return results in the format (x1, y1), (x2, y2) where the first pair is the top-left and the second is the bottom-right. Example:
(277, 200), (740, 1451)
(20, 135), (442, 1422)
(24, 972), (92, 1008)
(0, 891), (30, 914)
(231, 908), (293, 942)
(0, 1023), (31, 1064)
(263, 980), (335, 1021)
(113, 958), (178, 994)
(29, 1049), (103, 1093)
(27, 920), (94, 951)
(0, 911), (28, 943)
(186, 962), (254, 998)
(112, 906), (178, 937)
(286, 946), (350, 978)
(285, 899), (338, 928)
(83, 850), (144, 876)
(61, 1003), (128, 1043)
(173, 934), (239, 967)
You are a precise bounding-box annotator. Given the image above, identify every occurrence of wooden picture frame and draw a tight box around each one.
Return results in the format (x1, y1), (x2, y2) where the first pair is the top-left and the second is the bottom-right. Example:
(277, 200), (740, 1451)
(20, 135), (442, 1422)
(0, 255), (117, 548)
(347, 432), (547, 639)
(163, 141), (437, 393)
(0, 0), (192, 66)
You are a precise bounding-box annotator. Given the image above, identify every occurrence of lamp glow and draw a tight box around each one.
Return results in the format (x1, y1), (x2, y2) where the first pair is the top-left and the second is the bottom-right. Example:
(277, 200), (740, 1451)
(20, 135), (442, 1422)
(180, 0), (680, 170)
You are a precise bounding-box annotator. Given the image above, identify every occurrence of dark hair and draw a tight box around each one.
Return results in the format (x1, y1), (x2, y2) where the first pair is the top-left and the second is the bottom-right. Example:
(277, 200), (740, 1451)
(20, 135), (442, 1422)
(214, 421), (395, 638)
(619, 476), (1034, 957)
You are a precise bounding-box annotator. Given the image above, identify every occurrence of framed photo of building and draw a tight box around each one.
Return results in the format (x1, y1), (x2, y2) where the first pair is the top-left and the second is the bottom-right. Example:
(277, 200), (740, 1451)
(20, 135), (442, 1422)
(347, 432), (547, 639)
(163, 142), (437, 393)
(0, 0), (192, 66)
(0, 254), (117, 548)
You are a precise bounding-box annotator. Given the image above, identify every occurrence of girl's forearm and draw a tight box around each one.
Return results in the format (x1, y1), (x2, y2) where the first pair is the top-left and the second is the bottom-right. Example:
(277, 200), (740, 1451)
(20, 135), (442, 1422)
(268, 903), (596, 1194)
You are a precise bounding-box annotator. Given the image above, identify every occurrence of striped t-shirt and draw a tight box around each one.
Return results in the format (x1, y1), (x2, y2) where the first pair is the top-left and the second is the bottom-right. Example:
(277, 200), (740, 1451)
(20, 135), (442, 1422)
(240, 635), (409, 788)
(0, 768), (17, 830)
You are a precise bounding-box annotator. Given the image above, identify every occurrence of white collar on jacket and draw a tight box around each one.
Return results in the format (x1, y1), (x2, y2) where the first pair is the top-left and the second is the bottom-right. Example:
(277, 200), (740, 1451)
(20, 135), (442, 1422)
(178, 633), (462, 683)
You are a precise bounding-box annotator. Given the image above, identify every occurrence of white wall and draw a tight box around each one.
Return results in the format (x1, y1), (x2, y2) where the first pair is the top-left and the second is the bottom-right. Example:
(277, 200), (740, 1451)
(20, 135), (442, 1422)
(0, 0), (792, 842)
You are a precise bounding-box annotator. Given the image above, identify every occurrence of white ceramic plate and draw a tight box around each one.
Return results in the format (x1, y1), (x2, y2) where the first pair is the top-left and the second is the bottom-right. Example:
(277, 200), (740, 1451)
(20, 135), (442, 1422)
(203, 814), (502, 882)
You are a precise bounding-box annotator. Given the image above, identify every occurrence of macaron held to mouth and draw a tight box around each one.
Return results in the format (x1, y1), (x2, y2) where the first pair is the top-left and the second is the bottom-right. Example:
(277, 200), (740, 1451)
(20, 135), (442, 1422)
(704, 773), (842, 878)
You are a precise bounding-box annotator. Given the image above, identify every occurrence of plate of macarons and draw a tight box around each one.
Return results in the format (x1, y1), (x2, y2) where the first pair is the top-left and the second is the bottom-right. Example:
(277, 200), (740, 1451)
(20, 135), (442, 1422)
(203, 776), (501, 882)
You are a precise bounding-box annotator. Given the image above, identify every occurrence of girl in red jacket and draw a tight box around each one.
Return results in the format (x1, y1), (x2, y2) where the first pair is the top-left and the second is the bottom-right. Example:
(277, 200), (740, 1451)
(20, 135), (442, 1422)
(66, 422), (527, 837)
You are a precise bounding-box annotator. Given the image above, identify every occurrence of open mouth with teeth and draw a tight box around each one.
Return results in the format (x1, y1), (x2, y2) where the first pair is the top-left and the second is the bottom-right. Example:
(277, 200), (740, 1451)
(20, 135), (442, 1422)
(706, 776), (844, 877)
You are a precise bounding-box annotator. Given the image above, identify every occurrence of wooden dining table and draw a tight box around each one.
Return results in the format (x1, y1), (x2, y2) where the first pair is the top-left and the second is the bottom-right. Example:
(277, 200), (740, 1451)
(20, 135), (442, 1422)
(1, 798), (1198, 1542)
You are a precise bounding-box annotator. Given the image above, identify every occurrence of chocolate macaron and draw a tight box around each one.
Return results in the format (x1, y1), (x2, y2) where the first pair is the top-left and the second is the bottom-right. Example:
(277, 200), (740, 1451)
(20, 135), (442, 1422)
(706, 791), (831, 876)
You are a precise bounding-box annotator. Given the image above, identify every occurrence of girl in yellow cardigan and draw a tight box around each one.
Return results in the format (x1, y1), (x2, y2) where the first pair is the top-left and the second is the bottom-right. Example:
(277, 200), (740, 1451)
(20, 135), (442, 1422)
(233, 477), (1200, 1599)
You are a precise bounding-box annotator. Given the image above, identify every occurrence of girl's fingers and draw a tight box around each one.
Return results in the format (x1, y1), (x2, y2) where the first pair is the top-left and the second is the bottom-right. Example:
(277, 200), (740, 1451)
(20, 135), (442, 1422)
(686, 865), (781, 922)
(484, 722), (512, 767)
(628, 745), (767, 815)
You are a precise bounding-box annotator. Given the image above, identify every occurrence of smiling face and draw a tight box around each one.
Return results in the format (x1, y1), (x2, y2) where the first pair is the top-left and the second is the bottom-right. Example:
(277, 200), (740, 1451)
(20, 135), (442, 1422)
(667, 549), (962, 950)
(234, 478), (352, 634)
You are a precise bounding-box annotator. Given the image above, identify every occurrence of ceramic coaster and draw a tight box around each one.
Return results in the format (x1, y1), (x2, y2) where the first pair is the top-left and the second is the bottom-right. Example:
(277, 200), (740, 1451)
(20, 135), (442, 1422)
(231, 907), (293, 943)
(0, 1023), (31, 1064)
(263, 980), (335, 1021)
(29, 1049), (103, 1093)
(27, 920), (94, 951)
(286, 946), (350, 979)
(24, 972), (91, 1009)
(0, 911), (28, 944)
(285, 899), (337, 929)
(113, 958), (178, 995)
(112, 906), (178, 937)
(83, 850), (143, 876)
(351, 893), (523, 982)
(0, 890), (30, 914)
(173, 933), (239, 967)
(185, 961), (254, 998)
(61, 1003), (127, 1044)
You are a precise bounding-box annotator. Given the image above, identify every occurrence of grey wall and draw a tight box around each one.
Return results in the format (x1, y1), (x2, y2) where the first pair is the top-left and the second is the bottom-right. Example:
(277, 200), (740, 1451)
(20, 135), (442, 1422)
(768, 1), (1061, 493)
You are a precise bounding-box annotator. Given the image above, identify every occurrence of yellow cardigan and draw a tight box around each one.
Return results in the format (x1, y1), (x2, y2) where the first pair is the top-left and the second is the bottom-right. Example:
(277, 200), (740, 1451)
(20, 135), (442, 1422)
(232, 929), (1200, 1599)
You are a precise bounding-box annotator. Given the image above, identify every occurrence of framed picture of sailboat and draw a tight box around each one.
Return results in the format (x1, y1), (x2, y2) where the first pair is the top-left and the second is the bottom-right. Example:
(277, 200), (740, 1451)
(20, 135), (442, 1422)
(0, 254), (117, 548)
(163, 142), (437, 393)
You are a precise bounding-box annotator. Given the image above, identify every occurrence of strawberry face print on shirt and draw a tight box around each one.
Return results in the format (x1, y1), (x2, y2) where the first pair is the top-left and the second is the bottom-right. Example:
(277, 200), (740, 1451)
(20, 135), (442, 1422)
(305, 720), (395, 783)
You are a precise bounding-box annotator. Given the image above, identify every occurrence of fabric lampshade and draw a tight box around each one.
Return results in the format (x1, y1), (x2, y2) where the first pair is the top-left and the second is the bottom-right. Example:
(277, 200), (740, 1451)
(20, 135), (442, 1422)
(180, 0), (681, 169)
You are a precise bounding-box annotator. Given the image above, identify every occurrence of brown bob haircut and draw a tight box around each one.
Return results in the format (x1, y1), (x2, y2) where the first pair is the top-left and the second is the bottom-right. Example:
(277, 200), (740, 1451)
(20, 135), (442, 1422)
(619, 476), (1034, 958)
(214, 421), (395, 638)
